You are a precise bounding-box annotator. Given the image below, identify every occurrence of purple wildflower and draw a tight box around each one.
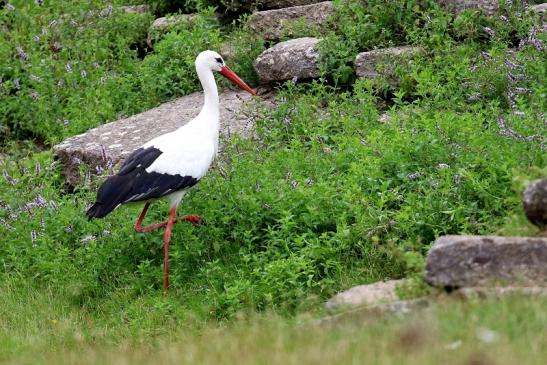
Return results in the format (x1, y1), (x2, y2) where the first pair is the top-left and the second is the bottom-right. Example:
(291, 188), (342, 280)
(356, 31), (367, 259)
(468, 94), (481, 102)
(290, 180), (298, 189)
(0, 218), (14, 231)
(80, 69), (87, 78)
(3, 170), (17, 185)
(16, 47), (28, 61)
(483, 27), (495, 38)
(6, 3), (15, 11)
(407, 172), (421, 180)
(34, 195), (48, 208)
(504, 59), (525, 70)
(100, 5), (113, 17)
(100, 144), (107, 162)
(31, 230), (37, 246)
(508, 72), (526, 82)
(306, 178), (315, 186)
(80, 235), (96, 245)
(480, 51), (492, 60)
(13, 78), (20, 90)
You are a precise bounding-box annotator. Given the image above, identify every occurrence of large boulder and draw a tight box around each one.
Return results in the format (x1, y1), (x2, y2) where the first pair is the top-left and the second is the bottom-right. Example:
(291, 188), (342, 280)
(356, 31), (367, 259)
(522, 178), (547, 229)
(248, 1), (334, 41)
(120, 5), (150, 14)
(355, 46), (423, 86)
(437, 0), (499, 16)
(54, 90), (267, 186)
(325, 279), (406, 312)
(149, 14), (197, 33)
(425, 235), (547, 288)
(257, 0), (326, 9)
(254, 37), (321, 83)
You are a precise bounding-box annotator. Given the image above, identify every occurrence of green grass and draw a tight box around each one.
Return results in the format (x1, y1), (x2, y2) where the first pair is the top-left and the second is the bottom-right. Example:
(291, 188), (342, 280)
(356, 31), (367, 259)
(1, 283), (546, 364)
(1, 0), (546, 362)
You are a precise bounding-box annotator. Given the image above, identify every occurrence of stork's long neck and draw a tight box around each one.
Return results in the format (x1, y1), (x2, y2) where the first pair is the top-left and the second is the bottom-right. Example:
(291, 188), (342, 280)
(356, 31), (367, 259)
(196, 65), (220, 127)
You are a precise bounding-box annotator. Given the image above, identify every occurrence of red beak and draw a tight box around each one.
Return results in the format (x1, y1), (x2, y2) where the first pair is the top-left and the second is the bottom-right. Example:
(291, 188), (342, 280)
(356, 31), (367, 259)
(219, 65), (256, 96)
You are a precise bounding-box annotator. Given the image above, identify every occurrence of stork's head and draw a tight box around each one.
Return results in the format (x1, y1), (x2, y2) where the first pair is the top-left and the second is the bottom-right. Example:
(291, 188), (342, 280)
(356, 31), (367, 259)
(196, 50), (256, 96)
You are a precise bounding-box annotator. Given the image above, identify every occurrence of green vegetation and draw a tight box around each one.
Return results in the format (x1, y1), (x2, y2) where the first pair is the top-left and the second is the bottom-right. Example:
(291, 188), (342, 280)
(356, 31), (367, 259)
(0, 0), (545, 362)
(1, 285), (546, 364)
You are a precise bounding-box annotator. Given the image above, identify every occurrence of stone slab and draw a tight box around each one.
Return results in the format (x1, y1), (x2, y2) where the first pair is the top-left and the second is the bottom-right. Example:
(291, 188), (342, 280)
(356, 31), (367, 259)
(149, 13), (197, 33)
(523, 178), (547, 230)
(325, 279), (406, 312)
(425, 235), (547, 288)
(54, 89), (270, 186)
(355, 46), (423, 86)
(120, 5), (150, 14)
(438, 0), (499, 16)
(254, 37), (321, 83)
(454, 286), (547, 299)
(316, 298), (431, 327)
(257, 0), (326, 9)
(248, 1), (333, 41)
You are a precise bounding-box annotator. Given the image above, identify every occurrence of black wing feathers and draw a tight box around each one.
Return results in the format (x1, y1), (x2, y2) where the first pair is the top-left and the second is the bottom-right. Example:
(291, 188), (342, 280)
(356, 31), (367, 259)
(86, 146), (199, 220)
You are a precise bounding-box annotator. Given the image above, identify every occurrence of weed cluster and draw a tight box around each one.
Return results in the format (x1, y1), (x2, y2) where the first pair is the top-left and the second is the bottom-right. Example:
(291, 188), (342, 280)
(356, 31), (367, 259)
(0, 0), (545, 324)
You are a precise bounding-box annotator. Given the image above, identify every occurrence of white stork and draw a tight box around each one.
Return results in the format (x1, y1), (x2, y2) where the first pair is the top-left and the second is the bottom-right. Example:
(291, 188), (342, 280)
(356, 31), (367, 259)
(86, 50), (256, 290)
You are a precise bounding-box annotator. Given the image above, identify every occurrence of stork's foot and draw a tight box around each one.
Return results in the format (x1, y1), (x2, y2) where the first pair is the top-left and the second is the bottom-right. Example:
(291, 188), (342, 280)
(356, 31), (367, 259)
(134, 216), (203, 232)
(181, 214), (203, 226)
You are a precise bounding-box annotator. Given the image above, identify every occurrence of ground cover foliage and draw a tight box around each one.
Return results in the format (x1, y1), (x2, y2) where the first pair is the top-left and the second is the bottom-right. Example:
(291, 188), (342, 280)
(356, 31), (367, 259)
(0, 0), (546, 360)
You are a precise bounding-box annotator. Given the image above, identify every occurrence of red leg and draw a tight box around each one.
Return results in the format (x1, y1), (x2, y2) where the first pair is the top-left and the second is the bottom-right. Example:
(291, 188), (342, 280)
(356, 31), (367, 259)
(134, 203), (202, 232)
(163, 207), (177, 291)
(180, 214), (203, 225)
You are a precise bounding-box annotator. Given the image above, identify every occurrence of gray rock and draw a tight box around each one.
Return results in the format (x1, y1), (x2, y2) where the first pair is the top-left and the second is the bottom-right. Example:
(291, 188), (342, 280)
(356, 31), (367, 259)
(317, 298), (431, 327)
(120, 5), (150, 14)
(355, 46), (423, 86)
(425, 235), (547, 288)
(248, 1), (334, 41)
(532, 3), (547, 26)
(437, 0), (499, 16)
(149, 14), (197, 33)
(54, 90), (269, 186)
(522, 178), (547, 229)
(325, 279), (406, 312)
(533, 3), (547, 14)
(257, 0), (326, 9)
(454, 286), (547, 299)
(254, 37), (321, 83)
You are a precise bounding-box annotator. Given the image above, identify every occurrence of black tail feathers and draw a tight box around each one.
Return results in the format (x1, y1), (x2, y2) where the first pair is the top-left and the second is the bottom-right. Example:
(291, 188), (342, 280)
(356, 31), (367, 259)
(86, 203), (114, 220)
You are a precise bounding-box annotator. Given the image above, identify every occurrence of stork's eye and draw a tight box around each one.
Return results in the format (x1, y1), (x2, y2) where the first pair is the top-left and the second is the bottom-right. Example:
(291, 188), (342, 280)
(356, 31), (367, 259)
(215, 57), (223, 64)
